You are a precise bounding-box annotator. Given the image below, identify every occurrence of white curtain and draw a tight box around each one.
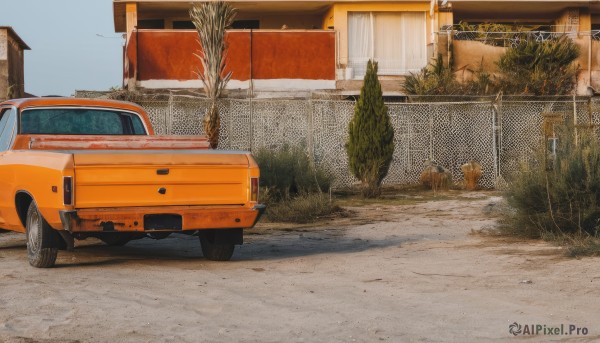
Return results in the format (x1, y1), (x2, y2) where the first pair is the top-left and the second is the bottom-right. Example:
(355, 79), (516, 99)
(348, 12), (427, 79)
(348, 13), (372, 78)
(374, 13), (403, 75)
(400, 12), (427, 72)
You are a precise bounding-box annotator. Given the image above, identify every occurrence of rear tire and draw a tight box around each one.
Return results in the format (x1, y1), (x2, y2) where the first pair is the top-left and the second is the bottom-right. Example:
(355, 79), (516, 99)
(26, 202), (58, 268)
(200, 236), (235, 261)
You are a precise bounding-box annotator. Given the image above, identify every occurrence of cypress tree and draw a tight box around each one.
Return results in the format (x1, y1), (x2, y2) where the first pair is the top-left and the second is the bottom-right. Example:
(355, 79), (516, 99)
(345, 60), (395, 197)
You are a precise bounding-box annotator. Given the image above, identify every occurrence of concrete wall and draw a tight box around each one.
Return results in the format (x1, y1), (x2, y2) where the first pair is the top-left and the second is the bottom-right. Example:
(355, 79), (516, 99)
(590, 40), (600, 92)
(452, 40), (505, 80)
(7, 32), (25, 98)
(126, 29), (336, 90)
(0, 29), (26, 99)
(0, 30), (8, 100)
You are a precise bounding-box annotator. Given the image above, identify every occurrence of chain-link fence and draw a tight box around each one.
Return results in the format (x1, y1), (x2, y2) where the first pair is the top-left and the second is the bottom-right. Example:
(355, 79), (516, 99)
(102, 95), (600, 189)
(438, 24), (579, 48)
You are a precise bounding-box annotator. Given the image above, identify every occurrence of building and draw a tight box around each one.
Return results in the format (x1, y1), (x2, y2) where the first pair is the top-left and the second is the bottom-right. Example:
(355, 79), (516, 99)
(112, 1), (600, 96)
(113, 0), (437, 96)
(0, 27), (29, 99)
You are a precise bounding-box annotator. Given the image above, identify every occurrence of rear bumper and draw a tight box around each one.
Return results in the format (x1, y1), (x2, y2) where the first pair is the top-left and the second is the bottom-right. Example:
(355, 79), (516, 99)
(59, 204), (266, 233)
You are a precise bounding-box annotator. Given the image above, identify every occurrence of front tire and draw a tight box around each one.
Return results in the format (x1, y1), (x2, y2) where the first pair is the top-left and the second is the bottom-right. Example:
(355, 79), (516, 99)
(26, 202), (58, 268)
(200, 236), (235, 261)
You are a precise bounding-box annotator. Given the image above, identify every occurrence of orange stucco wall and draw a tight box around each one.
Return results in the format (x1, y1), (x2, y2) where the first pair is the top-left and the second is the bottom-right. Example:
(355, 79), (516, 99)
(251, 32), (335, 80)
(128, 30), (335, 82)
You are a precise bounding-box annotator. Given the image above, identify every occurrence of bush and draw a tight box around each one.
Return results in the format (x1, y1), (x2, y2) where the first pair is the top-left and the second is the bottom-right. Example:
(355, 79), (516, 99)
(253, 145), (339, 223)
(403, 55), (460, 95)
(505, 124), (600, 239)
(253, 144), (333, 200)
(497, 35), (579, 95)
(403, 54), (497, 97)
(404, 33), (578, 97)
(346, 60), (395, 197)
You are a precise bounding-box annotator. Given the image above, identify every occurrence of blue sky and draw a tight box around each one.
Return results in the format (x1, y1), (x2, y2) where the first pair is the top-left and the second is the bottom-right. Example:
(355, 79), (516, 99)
(0, 0), (123, 96)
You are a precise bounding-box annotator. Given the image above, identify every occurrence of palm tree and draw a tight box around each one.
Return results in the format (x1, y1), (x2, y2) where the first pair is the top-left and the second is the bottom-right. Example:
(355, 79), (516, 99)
(190, 1), (237, 148)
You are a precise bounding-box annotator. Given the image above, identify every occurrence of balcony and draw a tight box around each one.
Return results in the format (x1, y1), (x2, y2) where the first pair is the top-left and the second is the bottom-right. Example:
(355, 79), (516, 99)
(436, 27), (600, 95)
(124, 29), (336, 94)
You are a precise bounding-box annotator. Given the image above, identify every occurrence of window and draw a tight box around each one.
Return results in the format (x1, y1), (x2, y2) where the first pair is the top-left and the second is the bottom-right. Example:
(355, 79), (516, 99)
(348, 12), (427, 78)
(138, 19), (165, 29)
(0, 108), (16, 151)
(173, 21), (195, 30)
(0, 109), (11, 137)
(20, 109), (147, 135)
(232, 20), (260, 29)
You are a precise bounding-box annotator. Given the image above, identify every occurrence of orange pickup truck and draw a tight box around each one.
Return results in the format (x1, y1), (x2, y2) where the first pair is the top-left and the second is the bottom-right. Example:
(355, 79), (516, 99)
(0, 97), (265, 267)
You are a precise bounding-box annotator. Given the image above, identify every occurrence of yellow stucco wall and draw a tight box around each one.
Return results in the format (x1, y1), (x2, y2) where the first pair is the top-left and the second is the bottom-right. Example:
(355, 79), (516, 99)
(554, 7), (591, 32)
(328, 2), (433, 68)
(323, 6), (335, 30)
(438, 11), (453, 28)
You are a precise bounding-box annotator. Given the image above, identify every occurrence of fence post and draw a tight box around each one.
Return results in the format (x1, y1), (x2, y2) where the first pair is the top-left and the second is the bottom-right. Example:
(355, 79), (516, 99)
(249, 97), (254, 151)
(573, 93), (578, 146)
(429, 104), (434, 160)
(493, 93), (503, 181)
(226, 99), (233, 150)
(167, 91), (173, 135)
(492, 101), (498, 181)
(307, 99), (315, 161)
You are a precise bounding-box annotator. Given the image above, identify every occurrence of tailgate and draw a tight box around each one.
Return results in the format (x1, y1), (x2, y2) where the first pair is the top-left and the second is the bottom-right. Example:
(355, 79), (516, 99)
(73, 151), (250, 208)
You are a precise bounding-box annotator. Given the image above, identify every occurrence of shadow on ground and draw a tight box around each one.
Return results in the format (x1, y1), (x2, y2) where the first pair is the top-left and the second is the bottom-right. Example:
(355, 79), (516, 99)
(0, 229), (427, 268)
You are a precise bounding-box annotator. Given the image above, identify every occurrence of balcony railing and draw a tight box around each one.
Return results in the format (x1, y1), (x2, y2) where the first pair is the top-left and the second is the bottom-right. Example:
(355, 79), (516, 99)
(438, 24), (579, 47)
(124, 29), (336, 90)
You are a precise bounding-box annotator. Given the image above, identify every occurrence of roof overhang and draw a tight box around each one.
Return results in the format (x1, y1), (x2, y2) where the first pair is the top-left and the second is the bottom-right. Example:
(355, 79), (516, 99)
(451, 0), (600, 21)
(114, 0), (337, 32)
(0, 26), (31, 50)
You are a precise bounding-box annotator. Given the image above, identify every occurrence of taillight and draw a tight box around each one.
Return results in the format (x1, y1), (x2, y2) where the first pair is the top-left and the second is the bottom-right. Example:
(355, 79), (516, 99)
(63, 176), (73, 205)
(250, 177), (259, 202)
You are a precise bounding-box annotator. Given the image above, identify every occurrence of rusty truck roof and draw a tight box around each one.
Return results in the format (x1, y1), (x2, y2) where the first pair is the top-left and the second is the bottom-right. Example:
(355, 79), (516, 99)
(1, 97), (155, 135)
(1, 97), (145, 113)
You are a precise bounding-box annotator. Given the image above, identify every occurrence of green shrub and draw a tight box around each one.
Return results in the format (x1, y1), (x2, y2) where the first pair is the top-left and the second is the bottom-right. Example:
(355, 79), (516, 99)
(460, 66), (497, 96)
(404, 33), (578, 97)
(497, 35), (579, 95)
(253, 144), (333, 200)
(403, 55), (460, 95)
(253, 144), (340, 223)
(505, 124), (600, 239)
(403, 54), (497, 97)
(346, 60), (395, 197)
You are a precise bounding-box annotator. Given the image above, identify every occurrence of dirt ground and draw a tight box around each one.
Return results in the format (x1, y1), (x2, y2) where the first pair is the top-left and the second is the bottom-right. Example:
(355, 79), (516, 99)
(1, 191), (599, 342)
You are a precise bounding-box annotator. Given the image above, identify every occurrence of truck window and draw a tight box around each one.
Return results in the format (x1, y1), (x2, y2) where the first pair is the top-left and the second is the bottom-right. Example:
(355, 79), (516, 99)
(0, 108), (16, 151)
(0, 108), (11, 136)
(20, 108), (147, 135)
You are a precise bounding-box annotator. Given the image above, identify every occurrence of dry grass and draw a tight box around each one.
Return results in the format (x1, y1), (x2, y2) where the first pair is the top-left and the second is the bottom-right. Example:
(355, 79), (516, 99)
(264, 193), (343, 224)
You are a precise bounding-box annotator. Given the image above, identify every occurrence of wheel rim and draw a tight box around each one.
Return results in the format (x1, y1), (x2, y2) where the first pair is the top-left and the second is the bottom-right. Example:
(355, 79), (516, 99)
(27, 209), (40, 253)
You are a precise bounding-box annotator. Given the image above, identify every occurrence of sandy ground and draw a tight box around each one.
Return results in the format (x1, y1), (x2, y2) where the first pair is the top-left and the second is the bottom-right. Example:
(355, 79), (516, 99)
(1, 191), (599, 343)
